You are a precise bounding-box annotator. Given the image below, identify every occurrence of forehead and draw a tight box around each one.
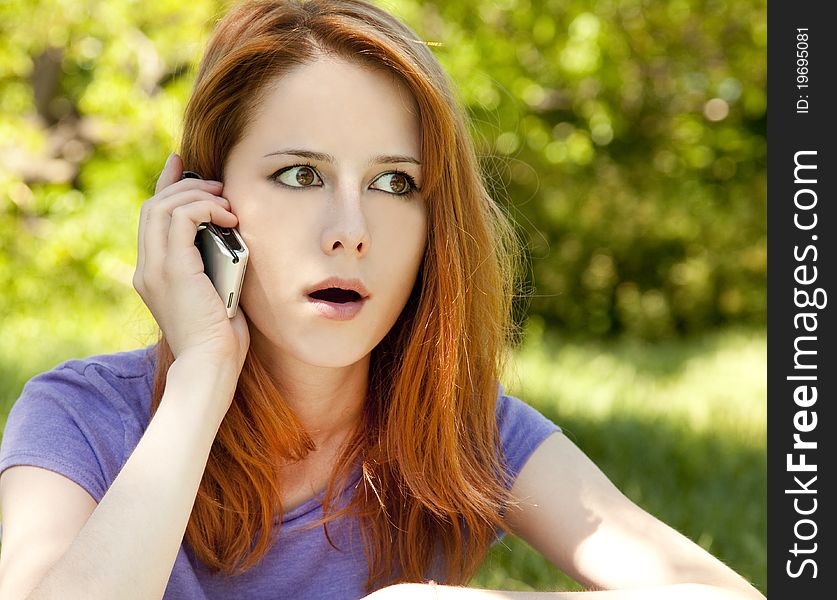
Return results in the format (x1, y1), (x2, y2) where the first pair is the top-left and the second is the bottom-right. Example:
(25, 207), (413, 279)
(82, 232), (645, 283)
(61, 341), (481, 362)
(242, 56), (421, 158)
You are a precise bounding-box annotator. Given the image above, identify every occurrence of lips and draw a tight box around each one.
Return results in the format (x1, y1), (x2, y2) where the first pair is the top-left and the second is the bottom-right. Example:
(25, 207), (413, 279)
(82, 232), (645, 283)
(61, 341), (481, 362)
(304, 277), (370, 301)
(304, 277), (369, 321)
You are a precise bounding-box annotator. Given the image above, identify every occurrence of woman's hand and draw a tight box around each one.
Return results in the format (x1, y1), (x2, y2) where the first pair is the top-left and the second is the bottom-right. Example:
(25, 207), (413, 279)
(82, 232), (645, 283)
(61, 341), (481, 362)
(133, 152), (250, 379)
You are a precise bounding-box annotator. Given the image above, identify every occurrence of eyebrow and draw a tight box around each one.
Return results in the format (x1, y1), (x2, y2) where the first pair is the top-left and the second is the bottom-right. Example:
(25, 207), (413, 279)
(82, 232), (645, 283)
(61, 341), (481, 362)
(264, 148), (421, 166)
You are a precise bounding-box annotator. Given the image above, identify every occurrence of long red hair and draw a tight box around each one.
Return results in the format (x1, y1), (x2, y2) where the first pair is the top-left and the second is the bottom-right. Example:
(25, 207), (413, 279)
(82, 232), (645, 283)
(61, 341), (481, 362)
(150, 0), (526, 591)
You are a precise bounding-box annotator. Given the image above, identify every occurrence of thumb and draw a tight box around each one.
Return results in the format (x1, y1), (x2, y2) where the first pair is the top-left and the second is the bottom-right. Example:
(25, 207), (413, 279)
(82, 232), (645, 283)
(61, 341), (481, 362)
(155, 152), (184, 194)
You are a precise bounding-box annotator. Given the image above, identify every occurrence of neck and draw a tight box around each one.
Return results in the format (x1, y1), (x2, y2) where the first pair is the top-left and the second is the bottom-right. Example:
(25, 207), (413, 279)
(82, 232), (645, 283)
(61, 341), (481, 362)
(250, 334), (369, 449)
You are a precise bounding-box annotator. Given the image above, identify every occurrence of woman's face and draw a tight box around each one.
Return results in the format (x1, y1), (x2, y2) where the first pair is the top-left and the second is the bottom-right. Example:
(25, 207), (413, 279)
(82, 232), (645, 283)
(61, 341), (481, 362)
(223, 56), (427, 368)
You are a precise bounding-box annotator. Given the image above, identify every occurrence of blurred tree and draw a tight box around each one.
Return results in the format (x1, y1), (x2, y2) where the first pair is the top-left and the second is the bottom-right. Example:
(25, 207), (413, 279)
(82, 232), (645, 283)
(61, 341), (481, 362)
(1, 0), (225, 326)
(0, 0), (766, 341)
(417, 0), (766, 339)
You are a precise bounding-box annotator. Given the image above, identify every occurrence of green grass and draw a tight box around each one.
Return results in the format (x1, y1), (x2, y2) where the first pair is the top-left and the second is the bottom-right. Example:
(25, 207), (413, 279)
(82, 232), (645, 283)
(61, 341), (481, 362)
(0, 303), (766, 595)
(471, 321), (766, 595)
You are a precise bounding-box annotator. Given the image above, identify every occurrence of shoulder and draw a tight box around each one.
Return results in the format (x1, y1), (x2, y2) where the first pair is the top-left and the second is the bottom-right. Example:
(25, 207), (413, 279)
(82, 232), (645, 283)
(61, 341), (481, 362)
(494, 383), (561, 486)
(43, 344), (157, 387)
(15, 345), (157, 419)
(0, 344), (158, 501)
(9, 346), (155, 424)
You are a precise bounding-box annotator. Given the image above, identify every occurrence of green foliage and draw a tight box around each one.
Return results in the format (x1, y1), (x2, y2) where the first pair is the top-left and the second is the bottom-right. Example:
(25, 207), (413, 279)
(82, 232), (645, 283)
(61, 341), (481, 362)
(0, 0), (765, 340)
(416, 0), (767, 339)
(1, 0), (224, 342)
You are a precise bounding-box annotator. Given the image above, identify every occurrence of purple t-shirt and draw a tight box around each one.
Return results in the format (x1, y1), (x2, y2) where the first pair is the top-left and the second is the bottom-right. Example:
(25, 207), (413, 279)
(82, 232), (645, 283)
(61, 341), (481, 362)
(0, 346), (560, 599)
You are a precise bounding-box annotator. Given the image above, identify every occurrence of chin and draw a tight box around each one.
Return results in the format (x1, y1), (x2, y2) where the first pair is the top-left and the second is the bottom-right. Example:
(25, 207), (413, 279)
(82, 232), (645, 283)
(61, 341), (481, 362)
(244, 303), (382, 367)
(294, 345), (372, 368)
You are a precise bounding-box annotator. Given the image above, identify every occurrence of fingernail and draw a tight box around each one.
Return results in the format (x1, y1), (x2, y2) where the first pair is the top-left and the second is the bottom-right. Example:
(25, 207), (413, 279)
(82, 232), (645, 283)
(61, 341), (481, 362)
(207, 180), (223, 187)
(164, 152), (175, 167)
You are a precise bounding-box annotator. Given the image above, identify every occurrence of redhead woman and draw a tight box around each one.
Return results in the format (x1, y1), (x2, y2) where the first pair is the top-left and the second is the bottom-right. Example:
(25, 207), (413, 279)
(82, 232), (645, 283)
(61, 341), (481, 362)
(0, 1), (765, 599)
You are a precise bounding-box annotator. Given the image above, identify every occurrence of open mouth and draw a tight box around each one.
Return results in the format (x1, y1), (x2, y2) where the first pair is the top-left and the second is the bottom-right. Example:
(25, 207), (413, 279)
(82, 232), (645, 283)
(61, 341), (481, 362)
(307, 287), (363, 303)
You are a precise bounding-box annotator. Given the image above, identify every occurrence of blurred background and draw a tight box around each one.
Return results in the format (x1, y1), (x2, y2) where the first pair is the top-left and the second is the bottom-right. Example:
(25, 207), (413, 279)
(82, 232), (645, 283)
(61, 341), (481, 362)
(0, 0), (766, 595)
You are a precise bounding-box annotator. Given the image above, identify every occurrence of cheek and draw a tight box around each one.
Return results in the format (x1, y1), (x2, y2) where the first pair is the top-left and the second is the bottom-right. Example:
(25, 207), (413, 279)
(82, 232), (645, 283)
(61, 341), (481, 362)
(370, 199), (428, 262)
(235, 189), (316, 252)
(235, 205), (315, 301)
(402, 204), (428, 269)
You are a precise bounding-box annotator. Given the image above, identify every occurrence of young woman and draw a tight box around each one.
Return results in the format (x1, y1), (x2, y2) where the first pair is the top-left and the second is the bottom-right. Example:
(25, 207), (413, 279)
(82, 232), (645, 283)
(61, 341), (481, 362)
(0, 1), (765, 599)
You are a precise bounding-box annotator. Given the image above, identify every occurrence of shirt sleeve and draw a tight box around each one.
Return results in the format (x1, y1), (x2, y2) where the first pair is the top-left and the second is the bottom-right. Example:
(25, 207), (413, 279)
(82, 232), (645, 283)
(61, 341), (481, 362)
(495, 383), (561, 488)
(0, 362), (133, 502)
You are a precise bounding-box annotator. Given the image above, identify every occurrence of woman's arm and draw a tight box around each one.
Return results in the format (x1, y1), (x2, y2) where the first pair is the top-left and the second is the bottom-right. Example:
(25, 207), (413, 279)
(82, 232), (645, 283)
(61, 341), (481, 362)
(500, 431), (765, 599)
(363, 431), (765, 600)
(0, 467), (98, 598)
(367, 582), (759, 599)
(13, 357), (235, 600)
(2, 154), (247, 600)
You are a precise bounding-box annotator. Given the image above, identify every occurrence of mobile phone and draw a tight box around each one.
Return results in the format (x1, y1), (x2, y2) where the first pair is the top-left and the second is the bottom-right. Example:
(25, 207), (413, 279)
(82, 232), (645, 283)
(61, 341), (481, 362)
(182, 170), (249, 318)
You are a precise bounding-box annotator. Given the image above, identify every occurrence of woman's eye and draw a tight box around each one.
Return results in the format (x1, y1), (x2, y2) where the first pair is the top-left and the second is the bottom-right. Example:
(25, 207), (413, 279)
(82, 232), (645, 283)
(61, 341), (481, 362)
(272, 165), (322, 188)
(370, 172), (417, 196)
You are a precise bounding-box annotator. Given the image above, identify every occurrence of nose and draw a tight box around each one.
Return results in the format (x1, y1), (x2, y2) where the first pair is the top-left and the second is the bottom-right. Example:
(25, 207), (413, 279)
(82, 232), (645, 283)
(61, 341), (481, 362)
(321, 183), (370, 256)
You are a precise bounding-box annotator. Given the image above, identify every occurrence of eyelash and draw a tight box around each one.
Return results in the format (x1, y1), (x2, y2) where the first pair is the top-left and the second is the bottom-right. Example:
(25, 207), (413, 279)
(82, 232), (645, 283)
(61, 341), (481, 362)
(269, 162), (420, 197)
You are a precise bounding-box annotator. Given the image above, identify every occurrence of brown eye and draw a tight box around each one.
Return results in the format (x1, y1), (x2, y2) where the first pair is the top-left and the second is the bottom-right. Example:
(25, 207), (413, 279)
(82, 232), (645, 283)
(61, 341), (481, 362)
(295, 167), (316, 186)
(370, 172), (417, 196)
(272, 165), (323, 188)
(389, 174), (407, 194)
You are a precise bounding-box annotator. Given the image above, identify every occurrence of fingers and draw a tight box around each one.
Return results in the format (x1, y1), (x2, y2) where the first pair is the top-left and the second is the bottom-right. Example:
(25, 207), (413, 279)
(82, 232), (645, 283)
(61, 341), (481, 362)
(165, 200), (239, 274)
(131, 153), (250, 370)
(138, 152), (184, 278)
(145, 186), (228, 250)
(155, 152), (182, 195)
(134, 195), (237, 299)
(138, 184), (226, 281)
(142, 192), (236, 280)
(135, 153), (235, 293)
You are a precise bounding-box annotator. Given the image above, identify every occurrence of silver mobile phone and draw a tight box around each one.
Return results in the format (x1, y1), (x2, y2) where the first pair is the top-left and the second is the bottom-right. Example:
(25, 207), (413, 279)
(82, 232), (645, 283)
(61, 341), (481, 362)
(182, 171), (249, 318)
